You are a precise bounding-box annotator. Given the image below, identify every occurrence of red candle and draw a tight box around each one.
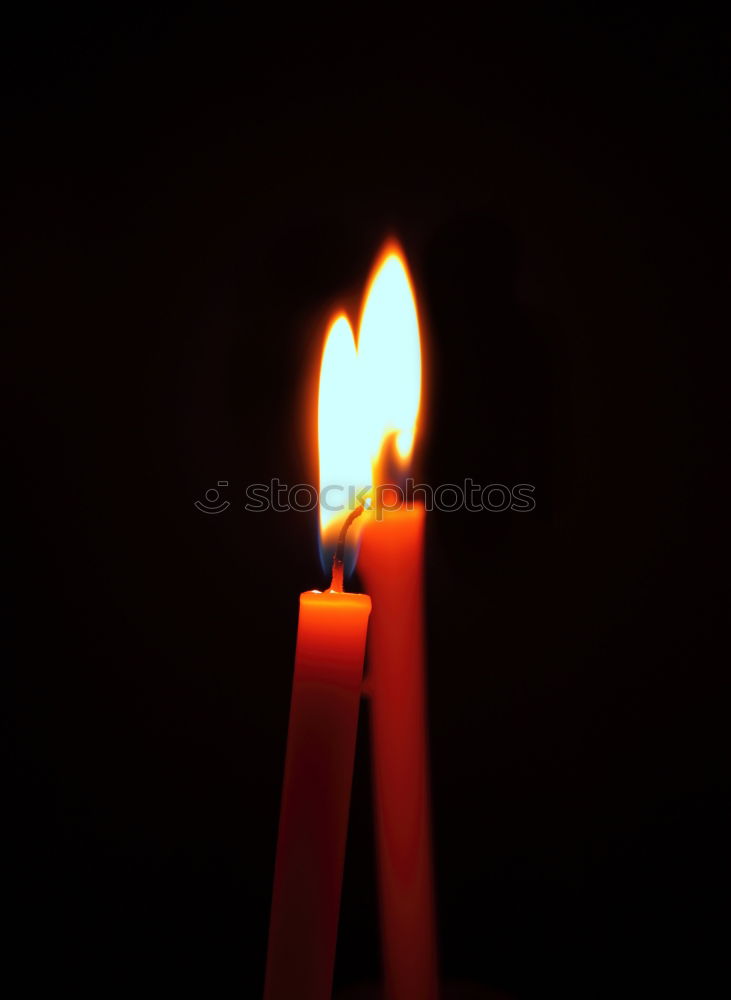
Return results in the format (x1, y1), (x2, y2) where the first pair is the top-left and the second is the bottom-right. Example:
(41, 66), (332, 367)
(265, 245), (437, 999)
(265, 317), (372, 1000)
(359, 500), (438, 1000)
(264, 584), (370, 1000)
(356, 246), (438, 1000)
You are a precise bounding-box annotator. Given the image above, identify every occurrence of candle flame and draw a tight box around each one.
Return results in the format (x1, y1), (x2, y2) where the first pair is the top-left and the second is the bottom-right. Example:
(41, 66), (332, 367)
(317, 243), (422, 575)
(318, 315), (371, 571)
(358, 243), (422, 471)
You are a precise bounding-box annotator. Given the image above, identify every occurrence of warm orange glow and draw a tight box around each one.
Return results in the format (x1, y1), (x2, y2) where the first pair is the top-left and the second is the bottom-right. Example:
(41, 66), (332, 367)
(358, 243), (422, 469)
(316, 243), (423, 568)
(318, 315), (370, 557)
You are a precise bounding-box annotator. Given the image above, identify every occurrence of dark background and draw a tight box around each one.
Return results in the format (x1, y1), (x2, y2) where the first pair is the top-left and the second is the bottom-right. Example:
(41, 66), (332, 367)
(5, 5), (728, 998)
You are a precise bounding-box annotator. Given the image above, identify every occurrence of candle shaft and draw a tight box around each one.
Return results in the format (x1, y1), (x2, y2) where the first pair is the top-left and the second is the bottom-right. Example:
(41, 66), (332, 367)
(359, 504), (439, 1000)
(264, 590), (371, 1000)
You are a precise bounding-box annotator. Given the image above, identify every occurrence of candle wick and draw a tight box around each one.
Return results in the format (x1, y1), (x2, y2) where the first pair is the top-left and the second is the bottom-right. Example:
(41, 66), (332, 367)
(330, 504), (366, 592)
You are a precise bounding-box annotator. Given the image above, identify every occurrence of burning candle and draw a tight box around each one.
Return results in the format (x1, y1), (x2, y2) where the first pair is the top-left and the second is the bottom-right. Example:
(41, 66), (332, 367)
(265, 247), (438, 1000)
(264, 318), (372, 1000)
(359, 501), (438, 1000)
(357, 247), (439, 1000)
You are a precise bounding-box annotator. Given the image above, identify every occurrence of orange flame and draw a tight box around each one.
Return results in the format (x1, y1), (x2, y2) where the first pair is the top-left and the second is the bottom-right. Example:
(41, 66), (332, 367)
(318, 314), (370, 558)
(317, 243), (422, 567)
(358, 242), (422, 470)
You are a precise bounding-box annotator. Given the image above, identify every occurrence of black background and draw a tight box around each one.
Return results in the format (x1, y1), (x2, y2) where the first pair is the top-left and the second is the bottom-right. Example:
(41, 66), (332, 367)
(6, 5), (728, 998)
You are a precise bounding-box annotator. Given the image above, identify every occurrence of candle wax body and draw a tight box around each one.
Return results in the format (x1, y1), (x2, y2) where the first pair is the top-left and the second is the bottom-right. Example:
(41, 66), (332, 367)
(358, 503), (439, 1000)
(264, 588), (371, 1000)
